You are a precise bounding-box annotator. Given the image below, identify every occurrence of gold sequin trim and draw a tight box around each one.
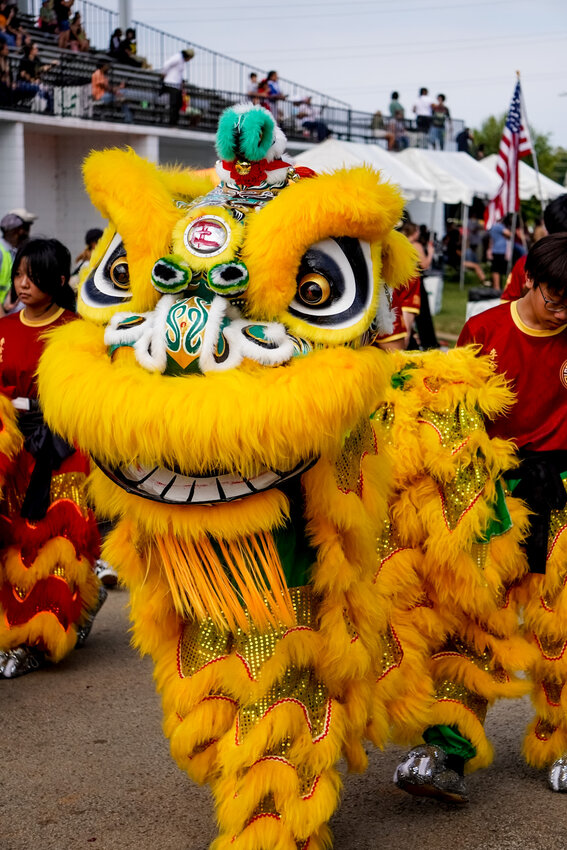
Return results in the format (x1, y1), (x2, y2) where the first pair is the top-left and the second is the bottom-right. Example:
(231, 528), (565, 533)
(433, 637), (509, 683)
(439, 461), (489, 531)
(470, 541), (489, 572)
(534, 633), (567, 661)
(3, 471), (89, 515)
(371, 404), (395, 445)
(543, 681), (563, 707)
(376, 623), (403, 680)
(417, 406), (485, 455)
(237, 667), (330, 743)
(434, 679), (488, 724)
(177, 586), (316, 680)
(333, 417), (377, 496)
(535, 718), (558, 741)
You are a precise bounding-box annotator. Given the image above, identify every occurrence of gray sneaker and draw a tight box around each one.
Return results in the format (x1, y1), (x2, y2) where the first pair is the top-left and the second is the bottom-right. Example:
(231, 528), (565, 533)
(394, 745), (469, 804)
(548, 756), (567, 791)
(1, 646), (45, 679)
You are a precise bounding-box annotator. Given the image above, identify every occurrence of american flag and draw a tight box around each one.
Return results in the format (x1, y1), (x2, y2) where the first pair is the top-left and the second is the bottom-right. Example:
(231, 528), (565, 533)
(484, 80), (532, 230)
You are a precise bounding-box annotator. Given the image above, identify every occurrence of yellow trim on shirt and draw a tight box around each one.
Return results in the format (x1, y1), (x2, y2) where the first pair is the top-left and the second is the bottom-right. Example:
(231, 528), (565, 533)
(402, 307), (420, 315)
(510, 300), (567, 338)
(19, 307), (65, 328)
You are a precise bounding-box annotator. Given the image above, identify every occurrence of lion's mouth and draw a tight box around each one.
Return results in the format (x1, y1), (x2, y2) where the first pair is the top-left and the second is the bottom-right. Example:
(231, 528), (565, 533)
(97, 458), (314, 505)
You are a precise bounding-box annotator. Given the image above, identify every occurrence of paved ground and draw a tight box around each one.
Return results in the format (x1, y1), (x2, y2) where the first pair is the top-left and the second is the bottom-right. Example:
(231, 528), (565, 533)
(2, 588), (566, 850)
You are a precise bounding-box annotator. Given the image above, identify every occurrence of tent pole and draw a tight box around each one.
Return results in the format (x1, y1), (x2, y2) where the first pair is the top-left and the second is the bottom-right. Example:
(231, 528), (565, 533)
(459, 203), (469, 291)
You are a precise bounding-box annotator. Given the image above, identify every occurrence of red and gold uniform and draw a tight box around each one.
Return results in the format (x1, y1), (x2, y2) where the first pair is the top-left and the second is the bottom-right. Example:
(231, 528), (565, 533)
(0, 309), (100, 668)
(374, 276), (421, 346)
(458, 301), (567, 769)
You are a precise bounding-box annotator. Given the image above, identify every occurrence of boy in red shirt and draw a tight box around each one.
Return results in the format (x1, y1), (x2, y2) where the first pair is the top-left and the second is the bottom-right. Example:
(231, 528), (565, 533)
(395, 233), (567, 800)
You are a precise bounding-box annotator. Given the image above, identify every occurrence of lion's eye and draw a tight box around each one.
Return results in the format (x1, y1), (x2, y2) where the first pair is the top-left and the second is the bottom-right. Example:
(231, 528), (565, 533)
(297, 273), (331, 306)
(80, 232), (133, 308)
(110, 258), (130, 289)
(289, 237), (373, 331)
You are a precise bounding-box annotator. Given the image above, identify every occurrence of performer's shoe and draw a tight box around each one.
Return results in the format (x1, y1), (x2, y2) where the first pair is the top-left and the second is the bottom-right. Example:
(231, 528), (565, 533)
(0, 646), (45, 678)
(548, 756), (567, 791)
(76, 584), (108, 648)
(94, 559), (119, 588)
(394, 745), (469, 804)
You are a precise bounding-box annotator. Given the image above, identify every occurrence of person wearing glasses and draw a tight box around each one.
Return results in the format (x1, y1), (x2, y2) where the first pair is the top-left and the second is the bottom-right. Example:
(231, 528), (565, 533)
(406, 233), (567, 803)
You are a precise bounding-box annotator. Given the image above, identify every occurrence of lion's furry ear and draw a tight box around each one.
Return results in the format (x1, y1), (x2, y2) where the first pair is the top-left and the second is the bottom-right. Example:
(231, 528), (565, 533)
(380, 230), (419, 290)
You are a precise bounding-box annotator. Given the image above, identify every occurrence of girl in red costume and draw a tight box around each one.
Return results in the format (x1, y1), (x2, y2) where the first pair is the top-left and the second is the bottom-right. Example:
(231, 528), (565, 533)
(0, 238), (102, 678)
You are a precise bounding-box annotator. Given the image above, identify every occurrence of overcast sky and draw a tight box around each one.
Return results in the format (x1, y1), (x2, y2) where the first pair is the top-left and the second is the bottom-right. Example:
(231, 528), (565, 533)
(104, 0), (567, 147)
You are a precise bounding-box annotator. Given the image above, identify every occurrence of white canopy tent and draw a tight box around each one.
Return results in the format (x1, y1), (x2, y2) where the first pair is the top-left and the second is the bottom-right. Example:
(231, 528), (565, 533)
(478, 154), (566, 202)
(293, 140), (436, 202)
(398, 149), (502, 288)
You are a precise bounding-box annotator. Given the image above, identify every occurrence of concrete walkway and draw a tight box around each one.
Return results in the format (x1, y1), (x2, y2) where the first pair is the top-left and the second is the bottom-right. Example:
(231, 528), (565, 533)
(2, 589), (565, 850)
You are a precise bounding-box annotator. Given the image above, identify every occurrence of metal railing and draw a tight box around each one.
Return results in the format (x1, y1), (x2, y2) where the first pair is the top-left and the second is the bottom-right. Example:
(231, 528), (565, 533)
(2, 43), (464, 150)
(25, 0), (349, 109)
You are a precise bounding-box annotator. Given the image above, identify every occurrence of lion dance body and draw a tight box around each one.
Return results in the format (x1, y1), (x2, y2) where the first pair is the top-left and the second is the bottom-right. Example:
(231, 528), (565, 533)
(36, 106), (535, 845)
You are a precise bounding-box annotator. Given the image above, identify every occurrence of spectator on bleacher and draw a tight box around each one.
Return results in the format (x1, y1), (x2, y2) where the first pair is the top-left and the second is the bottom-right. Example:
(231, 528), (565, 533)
(428, 93), (451, 150)
(256, 77), (270, 110)
(412, 86), (433, 137)
(91, 59), (132, 123)
(247, 72), (258, 101)
(108, 27), (122, 60)
(38, 0), (58, 34)
(68, 12), (89, 53)
(0, 1), (21, 47)
(116, 28), (145, 68)
(55, 0), (74, 49)
(161, 47), (194, 126)
(371, 110), (394, 147)
(387, 110), (409, 151)
(266, 69), (286, 121)
(388, 91), (405, 118)
(0, 35), (14, 106)
(17, 42), (55, 112)
(297, 96), (330, 142)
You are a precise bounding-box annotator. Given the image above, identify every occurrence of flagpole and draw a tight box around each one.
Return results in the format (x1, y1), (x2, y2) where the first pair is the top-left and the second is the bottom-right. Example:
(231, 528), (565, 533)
(518, 71), (546, 211)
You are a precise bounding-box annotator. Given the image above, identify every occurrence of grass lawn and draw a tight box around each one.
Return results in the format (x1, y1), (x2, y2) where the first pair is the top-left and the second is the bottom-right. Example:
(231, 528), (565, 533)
(433, 269), (493, 344)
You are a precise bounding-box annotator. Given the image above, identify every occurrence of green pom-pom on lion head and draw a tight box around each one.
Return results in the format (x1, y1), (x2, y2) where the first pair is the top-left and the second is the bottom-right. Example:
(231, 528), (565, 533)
(215, 104), (287, 163)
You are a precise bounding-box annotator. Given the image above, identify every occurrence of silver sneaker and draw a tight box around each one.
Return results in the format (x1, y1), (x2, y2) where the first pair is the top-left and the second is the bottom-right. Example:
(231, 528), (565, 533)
(75, 584), (108, 648)
(548, 756), (567, 791)
(394, 745), (469, 804)
(1, 646), (45, 678)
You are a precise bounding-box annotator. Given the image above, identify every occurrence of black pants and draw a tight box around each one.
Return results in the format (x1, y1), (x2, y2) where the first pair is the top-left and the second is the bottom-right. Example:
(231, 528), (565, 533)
(163, 85), (182, 125)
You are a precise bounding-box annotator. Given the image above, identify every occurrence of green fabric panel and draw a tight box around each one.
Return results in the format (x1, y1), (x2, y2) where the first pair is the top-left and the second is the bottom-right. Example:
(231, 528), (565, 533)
(423, 724), (477, 760)
(477, 477), (513, 543)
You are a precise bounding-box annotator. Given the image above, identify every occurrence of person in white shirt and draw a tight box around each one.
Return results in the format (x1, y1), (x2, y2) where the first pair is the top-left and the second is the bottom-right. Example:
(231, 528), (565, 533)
(412, 86), (434, 138)
(161, 47), (194, 126)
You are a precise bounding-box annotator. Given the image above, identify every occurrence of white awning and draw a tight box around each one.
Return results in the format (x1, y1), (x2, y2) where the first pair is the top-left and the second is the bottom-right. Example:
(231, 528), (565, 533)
(293, 139), (436, 202)
(478, 154), (566, 202)
(397, 149), (501, 205)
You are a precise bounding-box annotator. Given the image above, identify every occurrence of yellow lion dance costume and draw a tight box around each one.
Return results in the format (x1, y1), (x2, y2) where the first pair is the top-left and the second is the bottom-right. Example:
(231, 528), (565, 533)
(38, 106), (531, 844)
